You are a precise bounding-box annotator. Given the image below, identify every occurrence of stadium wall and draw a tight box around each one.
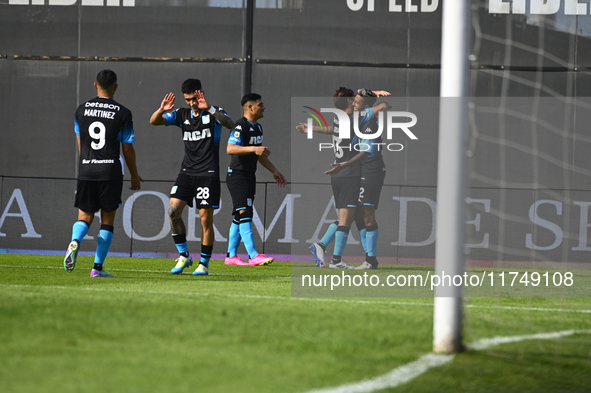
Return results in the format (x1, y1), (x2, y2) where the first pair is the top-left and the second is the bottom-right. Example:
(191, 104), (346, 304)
(2, 0), (591, 265)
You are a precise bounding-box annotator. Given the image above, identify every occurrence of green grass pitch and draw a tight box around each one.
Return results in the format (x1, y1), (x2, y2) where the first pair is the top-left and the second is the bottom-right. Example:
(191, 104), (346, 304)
(0, 254), (590, 393)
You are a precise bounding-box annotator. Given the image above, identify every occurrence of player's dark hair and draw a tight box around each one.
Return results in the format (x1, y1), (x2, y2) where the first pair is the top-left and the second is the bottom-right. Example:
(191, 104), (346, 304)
(333, 87), (354, 110)
(96, 69), (117, 90)
(181, 79), (202, 94)
(241, 93), (262, 108)
(357, 88), (378, 108)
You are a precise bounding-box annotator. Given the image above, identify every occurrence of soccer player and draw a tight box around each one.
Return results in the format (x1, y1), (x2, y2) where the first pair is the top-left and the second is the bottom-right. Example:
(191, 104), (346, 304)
(63, 69), (143, 278)
(149, 79), (234, 276)
(352, 89), (386, 270)
(302, 87), (389, 268)
(225, 93), (286, 266)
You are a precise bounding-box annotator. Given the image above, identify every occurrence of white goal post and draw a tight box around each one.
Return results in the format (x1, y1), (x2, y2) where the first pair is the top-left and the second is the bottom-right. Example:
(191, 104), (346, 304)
(433, 0), (471, 353)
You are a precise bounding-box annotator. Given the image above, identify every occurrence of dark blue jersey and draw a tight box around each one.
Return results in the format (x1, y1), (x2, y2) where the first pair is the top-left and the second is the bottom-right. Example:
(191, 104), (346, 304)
(331, 113), (361, 178)
(227, 117), (263, 174)
(75, 96), (135, 181)
(359, 114), (386, 182)
(164, 107), (226, 177)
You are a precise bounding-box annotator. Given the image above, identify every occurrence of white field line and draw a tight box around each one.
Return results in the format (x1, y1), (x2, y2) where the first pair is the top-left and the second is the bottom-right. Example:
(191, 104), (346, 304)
(1, 282), (590, 313)
(1, 263), (591, 313)
(469, 330), (591, 351)
(0, 284), (431, 306)
(304, 353), (455, 393)
(0, 264), (291, 279)
(303, 329), (591, 393)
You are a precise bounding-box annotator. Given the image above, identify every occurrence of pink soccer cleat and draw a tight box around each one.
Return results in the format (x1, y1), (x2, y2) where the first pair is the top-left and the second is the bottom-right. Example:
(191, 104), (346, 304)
(248, 254), (274, 266)
(224, 256), (249, 266)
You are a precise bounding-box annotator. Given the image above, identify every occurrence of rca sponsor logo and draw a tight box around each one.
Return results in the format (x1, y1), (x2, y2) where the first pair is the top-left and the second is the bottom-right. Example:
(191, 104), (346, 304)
(9, 0), (134, 6)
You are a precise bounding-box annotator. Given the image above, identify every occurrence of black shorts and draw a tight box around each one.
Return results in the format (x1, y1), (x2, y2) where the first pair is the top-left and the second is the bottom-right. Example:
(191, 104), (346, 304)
(226, 170), (256, 215)
(75, 179), (122, 213)
(170, 173), (220, 209)
(331, 176), (360, 209)
(358, 179), (385, 210)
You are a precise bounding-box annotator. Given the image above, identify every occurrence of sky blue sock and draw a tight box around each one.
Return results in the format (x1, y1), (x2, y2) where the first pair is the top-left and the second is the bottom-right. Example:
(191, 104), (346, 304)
(227, 220), (241, 257)
(367, 228), (379, 257)
(173, 234), (189, 255)
(175, 242), (188, 255)
(71, 221), (89, 243)
(239, 219), (258, 259)
(319, 221), (338, 247)
(200, 245), (213, 265)
(333, 226), (350, 258)
(94, 228), (113, 265)
(359, 228), (368, 254)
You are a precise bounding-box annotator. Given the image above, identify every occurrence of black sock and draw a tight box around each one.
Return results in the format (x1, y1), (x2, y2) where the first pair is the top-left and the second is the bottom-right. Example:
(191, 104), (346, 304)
(93, 263), (103, 271)
(332, 256), (342, 264)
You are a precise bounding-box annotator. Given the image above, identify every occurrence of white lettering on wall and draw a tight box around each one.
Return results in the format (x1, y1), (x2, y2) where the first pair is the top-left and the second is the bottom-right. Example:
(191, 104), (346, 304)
(122, 191), (169, 241)
(572, 201), (591, 251)
(489, 0), (589, 15)
(347, 0), (439, 12)
(392, 197), (437, 246)
(252, 194), (301, 243)
(464, 198), (491, 249)
(9, 0), (135, 6)
(525, 200), (563, 250)
(0, 189), (42, 238)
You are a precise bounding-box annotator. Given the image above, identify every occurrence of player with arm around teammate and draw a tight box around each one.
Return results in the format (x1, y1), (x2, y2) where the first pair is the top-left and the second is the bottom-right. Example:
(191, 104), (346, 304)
(313, 87), (369, 269)
(149, 79), (234, 276)
(352, 89), (386, 270)
(63, 69), (143, 278)
(303, 87), (389, 268)
(225, 93), (287, 266)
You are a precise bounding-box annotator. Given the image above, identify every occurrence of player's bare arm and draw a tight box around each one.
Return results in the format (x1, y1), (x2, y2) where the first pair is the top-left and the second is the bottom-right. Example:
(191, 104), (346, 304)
(258, 156), (287, 187)
(296, 123), (334, 134)
(369, 90), (390, 112)
(150, 93), (175, 126)
(212, 110), (234, 129)
(324, 151), (368, 176)
(372, 102), (390, 113)
(372, 90), (391, 97)
(122, 143), (144, 190)
(227, 144), (270, 158)
(195, 90), (235, 129)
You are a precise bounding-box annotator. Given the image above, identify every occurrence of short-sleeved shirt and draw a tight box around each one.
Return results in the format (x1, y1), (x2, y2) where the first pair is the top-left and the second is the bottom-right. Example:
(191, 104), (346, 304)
(164, 107), (226, 177)
(75, 96), (135, 181)
(227, 117), (263, 174)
